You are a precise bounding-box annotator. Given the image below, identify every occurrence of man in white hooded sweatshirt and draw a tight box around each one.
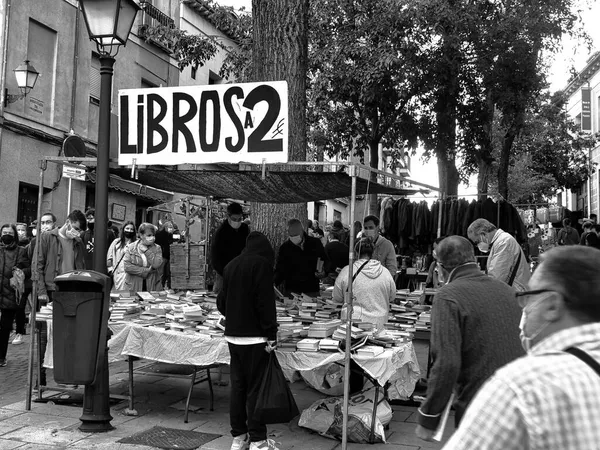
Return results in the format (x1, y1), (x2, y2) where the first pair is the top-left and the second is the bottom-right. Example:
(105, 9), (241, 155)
(333, 237), (396, 332)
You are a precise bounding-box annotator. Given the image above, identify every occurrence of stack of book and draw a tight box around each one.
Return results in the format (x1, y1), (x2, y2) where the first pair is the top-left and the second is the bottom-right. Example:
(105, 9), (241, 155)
(296, 338), (320, 352)
(318, 338), (340, 352)
(332, 324), (367, 341)
(416, 311), (431, 331)
(111, 296), (142, 322)
(298, 299), (319, 320)
(356, 345), (385, 357)
(36, 304), (53, 321)
(307, 319), (342, 338)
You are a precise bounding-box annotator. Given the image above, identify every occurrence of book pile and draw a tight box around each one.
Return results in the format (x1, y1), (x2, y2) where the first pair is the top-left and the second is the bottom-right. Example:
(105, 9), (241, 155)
(277, 338), (302, 352)
(195, 312), (225, 338)
(318, 338), (340, 352)
(307, 319), (342, 338)
(298, 298), (319, 321)
(111, 295), (142, 322)
(332, 324), (367, 341)
(356, 345), (385, 357)
(296, 338), (320, 352)
(416, 311), (431, 331)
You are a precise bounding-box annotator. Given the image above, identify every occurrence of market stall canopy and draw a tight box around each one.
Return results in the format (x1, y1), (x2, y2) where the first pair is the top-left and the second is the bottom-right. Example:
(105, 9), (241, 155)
(109, 164), (427, 204)
(87, 172), (172, 203)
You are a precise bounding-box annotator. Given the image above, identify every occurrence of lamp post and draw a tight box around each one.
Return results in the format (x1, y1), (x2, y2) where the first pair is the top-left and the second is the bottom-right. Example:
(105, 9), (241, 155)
(3, 60), (40, 107)
(79, 0), (140, 433)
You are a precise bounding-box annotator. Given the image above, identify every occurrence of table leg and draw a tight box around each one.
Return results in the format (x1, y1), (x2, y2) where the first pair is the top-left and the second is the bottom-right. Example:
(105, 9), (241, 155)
(184, 368), (197, 423)
(207, 368), (214, 411)
(370, 385), (380, 444)
(124, 356), (138, 416)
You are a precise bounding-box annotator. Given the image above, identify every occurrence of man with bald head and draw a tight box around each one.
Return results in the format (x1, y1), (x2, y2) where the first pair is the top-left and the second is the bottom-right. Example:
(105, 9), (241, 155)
(442, 246), (600, 449)
(416, 236), (524, 442)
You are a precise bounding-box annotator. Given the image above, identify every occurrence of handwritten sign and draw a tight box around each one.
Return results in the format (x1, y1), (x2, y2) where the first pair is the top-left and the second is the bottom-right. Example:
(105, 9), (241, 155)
(118, 81), (288, 166)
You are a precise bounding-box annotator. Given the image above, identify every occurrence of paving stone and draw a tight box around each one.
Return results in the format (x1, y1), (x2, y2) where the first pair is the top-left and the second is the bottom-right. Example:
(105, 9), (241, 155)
(338, 443), (420, 450)
(2, 426), (85, 447)
(387, 421), (453, 449)
(0, 410), (23, 422)
(0, 438), (25, 449)
(0, 413), (80, 431)
(7, 444), (65, 450)
(0, 423), (25, 437)
(200, 435), (232, 450)
(391, 410), (414, 422)
(68, 443), (156, 450)
(192, 412), (231, 435)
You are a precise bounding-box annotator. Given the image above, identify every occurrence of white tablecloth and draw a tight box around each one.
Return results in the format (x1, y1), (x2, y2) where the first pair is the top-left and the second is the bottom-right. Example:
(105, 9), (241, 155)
(44, 322), (420, 399)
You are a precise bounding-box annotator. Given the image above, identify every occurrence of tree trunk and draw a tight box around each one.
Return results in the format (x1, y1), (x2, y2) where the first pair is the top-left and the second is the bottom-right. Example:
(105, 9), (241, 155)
(477, 159), (492, 197)
(437, 152), (460, 196)
(249, 0), (309, 250)
(368, 141), (379, 217)
(476, 90), (495, 198)
(498, 126), (518, 200)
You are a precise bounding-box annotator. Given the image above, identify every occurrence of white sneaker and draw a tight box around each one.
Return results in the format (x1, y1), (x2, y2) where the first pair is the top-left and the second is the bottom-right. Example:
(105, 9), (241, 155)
(249, 439), (280, 450)
(12, 334), (23, 345)
(231, 434), (249, 450)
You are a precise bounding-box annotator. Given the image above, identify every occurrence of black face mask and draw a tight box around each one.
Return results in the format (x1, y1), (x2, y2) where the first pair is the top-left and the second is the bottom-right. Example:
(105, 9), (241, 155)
(124, 231), (136, 239)
(1, 235), (15, 246)
(88, 222), (95, 231)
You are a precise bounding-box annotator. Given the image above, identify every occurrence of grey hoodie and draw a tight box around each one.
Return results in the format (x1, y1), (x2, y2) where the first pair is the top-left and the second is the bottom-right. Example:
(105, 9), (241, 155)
(333, 259), (396, 332)
(372, 235), (398, 277)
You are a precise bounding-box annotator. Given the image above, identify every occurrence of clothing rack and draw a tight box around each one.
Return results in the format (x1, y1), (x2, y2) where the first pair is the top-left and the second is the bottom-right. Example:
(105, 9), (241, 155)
(436, 193), (504, 237)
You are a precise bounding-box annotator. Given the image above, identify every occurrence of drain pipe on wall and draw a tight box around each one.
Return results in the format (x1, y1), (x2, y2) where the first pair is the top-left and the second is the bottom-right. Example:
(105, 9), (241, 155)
(0, 0), (12, 161)
(69, 1), (81, 132)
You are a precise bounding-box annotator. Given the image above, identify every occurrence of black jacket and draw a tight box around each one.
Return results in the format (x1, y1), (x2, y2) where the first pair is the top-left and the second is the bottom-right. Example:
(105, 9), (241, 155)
(211, 221), (249, 275)
(155, 228), (174, 259)
(274, 233), (327, 294)
(0, 243), (31, 310)
(324, 240), (349, 274)
(217, 232), (278, 340)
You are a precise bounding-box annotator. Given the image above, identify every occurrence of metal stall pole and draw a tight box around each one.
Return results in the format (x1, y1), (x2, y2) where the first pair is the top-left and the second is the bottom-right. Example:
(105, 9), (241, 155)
(26, 159), (46, 410)
(341, 165), (358, 450)
(437, 193), (445, 238)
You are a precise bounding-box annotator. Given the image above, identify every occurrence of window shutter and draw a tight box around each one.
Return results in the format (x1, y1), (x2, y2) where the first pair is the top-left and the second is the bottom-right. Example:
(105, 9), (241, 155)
(90, 55), (101, 101)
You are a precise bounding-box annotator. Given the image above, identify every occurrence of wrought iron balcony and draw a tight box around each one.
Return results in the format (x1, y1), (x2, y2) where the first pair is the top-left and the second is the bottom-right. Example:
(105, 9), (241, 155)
(138, 1), (175, 52)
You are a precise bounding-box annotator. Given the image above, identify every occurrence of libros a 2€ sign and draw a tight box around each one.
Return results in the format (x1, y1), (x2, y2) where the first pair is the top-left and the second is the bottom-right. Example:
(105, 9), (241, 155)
(118, 81), (288, 166)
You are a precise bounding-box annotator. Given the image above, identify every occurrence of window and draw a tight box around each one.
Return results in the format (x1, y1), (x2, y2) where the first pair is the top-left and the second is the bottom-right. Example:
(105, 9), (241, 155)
(90, 53), (101, 105)
(26, 20), (57, 121)
(208, 70), (221, 85)
(334, 209), (342, 222)
(17, 183), (39, 226)
(141, 78), (158, 89)
(191, 65), (197, 80)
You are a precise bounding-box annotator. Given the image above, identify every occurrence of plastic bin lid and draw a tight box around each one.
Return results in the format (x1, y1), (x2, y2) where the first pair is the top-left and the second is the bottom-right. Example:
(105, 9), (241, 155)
(54, 270), (110, 286)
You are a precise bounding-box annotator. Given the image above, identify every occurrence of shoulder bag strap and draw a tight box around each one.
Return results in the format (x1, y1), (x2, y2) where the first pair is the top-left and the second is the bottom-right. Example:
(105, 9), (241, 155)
(564, 347), (600, 377)
(507, 251), (522, 287)
(346, 260), (370, 292)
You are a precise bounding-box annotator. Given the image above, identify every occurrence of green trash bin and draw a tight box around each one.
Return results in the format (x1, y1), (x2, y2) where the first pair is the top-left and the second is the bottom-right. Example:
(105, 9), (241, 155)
(52, 271), (111, 385)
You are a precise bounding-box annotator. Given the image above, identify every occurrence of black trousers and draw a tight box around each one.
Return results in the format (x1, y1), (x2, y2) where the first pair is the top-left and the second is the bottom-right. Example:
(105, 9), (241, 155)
(228, 342), (269, 443)
(0, 309), (17, 360)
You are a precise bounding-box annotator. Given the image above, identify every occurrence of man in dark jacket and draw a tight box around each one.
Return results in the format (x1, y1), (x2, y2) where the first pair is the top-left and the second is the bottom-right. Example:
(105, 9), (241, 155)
(36, 210), (86, 386)
(323, 229), (349, 281)
(415, 236), (524, 442)
(557, 218), (579, 246)
(81, 208), (115, 271)
(217, 231), (279, 450)
(211, 202), (249, 295)
(274, 219), (327, 297)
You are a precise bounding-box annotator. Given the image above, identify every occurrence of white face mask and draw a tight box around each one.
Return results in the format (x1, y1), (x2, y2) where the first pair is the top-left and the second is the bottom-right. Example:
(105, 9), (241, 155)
(519, 296), (551, 353)
(66, 224), (80, 240)
(143, 236), (155, 245)
(289, 235), (303, 245)
(477, 242), (490, 253)
(32, 229), (37, 237)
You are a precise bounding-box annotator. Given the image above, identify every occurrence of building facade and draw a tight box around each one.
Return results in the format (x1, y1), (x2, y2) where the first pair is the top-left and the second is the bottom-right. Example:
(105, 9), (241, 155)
(562, 52), (600, 217)
(0, 0), (236, 229)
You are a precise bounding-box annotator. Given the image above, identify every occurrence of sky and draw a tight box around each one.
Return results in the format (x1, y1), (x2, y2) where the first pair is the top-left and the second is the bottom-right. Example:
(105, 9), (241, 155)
(215, 0), (600, 195)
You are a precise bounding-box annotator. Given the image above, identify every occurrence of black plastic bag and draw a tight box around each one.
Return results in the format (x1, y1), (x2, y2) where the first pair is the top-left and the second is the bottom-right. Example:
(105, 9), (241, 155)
(254, 351), (300, 424)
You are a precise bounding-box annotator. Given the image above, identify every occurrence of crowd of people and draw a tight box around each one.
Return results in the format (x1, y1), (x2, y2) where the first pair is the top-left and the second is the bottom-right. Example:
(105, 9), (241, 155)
(0, 208), (179, 379)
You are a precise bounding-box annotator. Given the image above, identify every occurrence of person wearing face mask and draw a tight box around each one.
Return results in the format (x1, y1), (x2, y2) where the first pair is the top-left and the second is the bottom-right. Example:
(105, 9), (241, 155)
(211, 203), (250, 295)
(0, 224), (31, 367)
(443, 246), (600, 450)
(155, 221), (175, 289)
(36, 209), (86, 387)
(123, 223), (163, 292)
(107, 221), (137, 291)
(362, 215), (397, 277)
(81, 208), (116, 272)
(11, 223), (31, 346)
(274, 218), (327, 297)
(467, 218), (530, 292)
(415, 236), (523, 443)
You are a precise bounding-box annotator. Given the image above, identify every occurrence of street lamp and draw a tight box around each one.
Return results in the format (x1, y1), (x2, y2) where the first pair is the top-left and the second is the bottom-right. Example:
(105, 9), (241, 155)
(3, 60), (40, 107)
(79, 0), (140, 433)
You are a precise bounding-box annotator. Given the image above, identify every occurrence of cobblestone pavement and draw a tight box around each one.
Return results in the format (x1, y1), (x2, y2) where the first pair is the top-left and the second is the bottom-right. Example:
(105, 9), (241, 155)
(0, 327), (34, 407)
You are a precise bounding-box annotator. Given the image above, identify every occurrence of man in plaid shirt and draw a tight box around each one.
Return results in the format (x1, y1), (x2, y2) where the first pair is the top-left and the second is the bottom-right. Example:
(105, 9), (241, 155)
(442, 246), (600, 449)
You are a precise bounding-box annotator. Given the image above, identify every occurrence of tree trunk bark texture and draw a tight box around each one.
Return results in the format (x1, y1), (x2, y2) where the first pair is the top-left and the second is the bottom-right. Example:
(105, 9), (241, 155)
(250, 0), (309, 250)
(498, 127), (517, 200)
(368, 141), (380, 217)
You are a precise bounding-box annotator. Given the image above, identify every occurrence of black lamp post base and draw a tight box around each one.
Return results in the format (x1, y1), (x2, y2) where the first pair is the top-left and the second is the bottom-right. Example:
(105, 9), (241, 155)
(79, 416), (114, 433)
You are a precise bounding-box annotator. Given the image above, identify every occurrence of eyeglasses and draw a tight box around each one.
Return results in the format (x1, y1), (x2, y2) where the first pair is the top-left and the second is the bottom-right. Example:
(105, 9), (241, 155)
(515, 289), (559, 308)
